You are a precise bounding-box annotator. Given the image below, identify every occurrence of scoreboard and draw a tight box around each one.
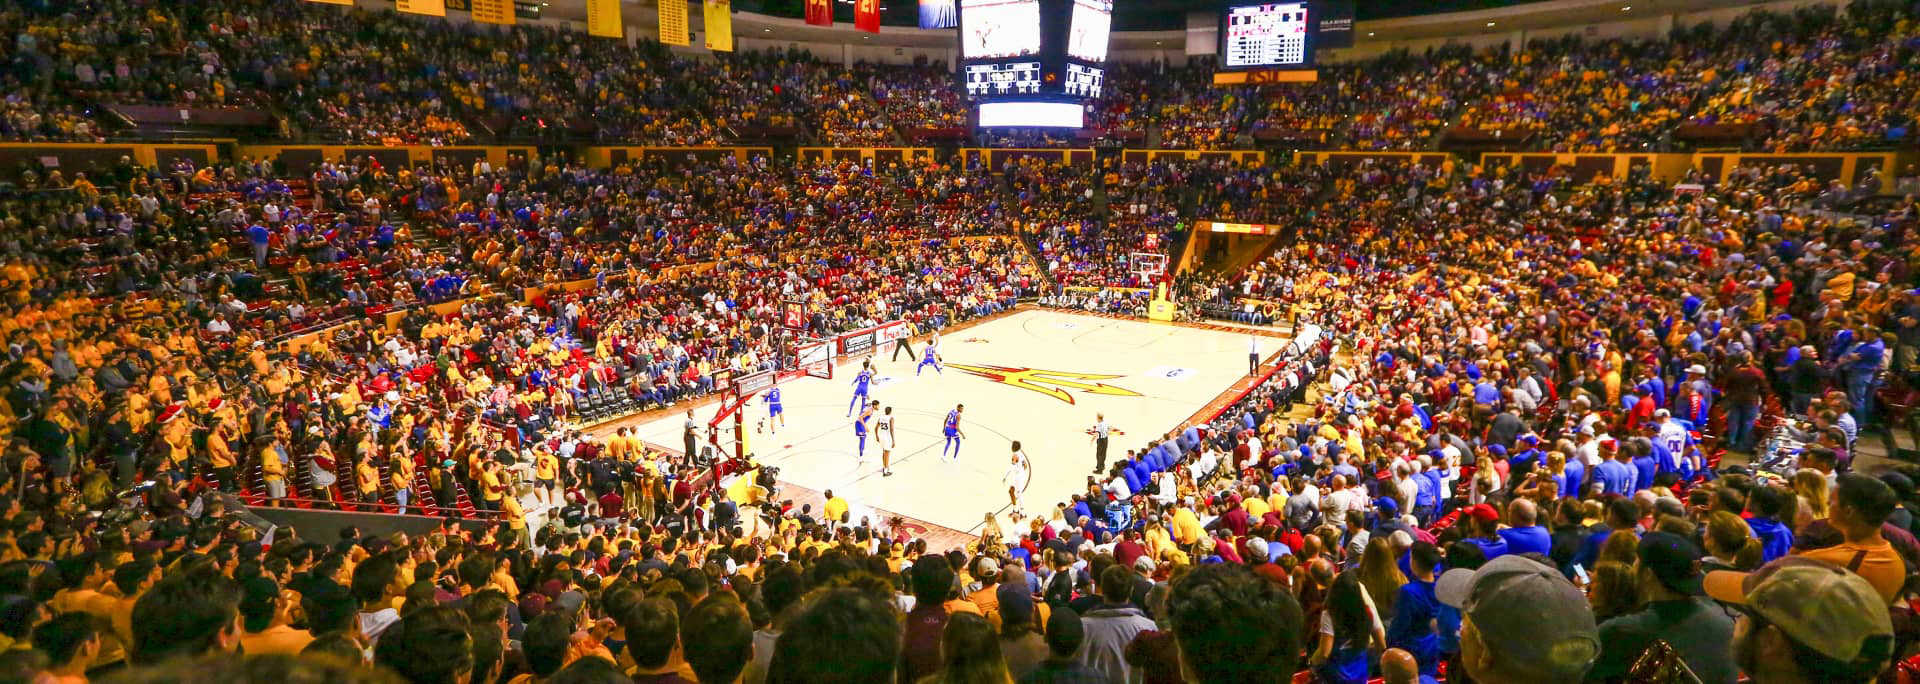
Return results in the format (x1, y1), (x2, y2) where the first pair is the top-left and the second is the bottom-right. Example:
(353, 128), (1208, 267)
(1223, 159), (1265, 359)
(964, 61), (1043, 97)
(956, 0), (1112, 127)
(1217, 1), (1356, 71)
(1223, 2), (1311, 69)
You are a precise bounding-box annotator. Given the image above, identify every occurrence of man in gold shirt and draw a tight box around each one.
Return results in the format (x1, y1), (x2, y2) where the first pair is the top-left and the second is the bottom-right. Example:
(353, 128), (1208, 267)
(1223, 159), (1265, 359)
(356, 456), (383, 507)
(207, 419), (237, 493)
(533, 448), (559, 506)
(237, 577), (314, 656)
(478, 459), (507, 512)
(822, 489), (849, 526)
(260, 438), (288, 505)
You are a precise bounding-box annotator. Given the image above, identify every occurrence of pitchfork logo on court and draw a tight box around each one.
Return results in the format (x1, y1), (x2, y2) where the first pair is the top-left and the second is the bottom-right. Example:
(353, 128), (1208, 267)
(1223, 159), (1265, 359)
(945, 363), (1143, 405)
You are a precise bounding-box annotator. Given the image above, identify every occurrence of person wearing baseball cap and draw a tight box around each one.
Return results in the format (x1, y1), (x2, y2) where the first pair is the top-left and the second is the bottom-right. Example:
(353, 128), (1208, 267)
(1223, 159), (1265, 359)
(1586, 531), (1737, 683)
(1436, 554), (1600, 682)
(1373, 497), (1412, 539)
(1705, 556), (1895, 683)
(1458, 504), (1508, 560)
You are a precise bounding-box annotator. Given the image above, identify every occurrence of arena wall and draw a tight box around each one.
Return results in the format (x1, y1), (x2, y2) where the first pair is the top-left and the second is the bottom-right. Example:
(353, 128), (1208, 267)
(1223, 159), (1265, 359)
(796, 147), (938, 165)
(0, 141), (228, 182)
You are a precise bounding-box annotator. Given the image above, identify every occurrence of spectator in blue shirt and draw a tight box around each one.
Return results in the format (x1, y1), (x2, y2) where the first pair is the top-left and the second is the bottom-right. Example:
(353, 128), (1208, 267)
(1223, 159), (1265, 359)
(1496, 499), (1554, 556)
(1574, 498), (1641, 569)
(1412, 459), (1440, 524)
(1563, 431), (1592, 498)
(1507, 435), (1544, 478)
(1592, 440), (1637, 496)
(1388, 541), (1445, 677)
(246, 223), (272, 266)
(1459, 505), (1509, 560)
(1743, 485), (1795, 563)
(1838, 328), (1885, 426)
(1628, 438), (1660, 492)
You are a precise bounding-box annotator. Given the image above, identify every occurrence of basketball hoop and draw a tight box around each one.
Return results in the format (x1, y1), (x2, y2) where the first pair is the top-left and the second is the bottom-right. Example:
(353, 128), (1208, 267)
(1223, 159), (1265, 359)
(709, 338), (835, 466)
(793, 336), (833, 380)
(1130, 252), (1168, 284)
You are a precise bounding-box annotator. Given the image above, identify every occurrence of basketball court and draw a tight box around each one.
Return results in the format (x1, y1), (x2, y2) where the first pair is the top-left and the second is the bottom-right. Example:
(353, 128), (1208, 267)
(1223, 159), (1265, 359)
(610, 308), (1287, 535)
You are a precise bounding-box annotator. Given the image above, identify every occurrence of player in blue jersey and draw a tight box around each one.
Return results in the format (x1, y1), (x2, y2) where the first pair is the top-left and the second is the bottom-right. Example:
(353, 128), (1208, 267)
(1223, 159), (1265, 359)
(916, 339), (943, 376)
(854, 400), (878, 463)
(849, 361), (874, 416)
(759, 385), (785, 434)
(941, 404), (966, 461)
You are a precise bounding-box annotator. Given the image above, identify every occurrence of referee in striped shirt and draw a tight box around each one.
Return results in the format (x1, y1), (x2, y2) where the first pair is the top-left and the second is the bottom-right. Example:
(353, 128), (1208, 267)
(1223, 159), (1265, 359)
(1090, 414), (1122, 473)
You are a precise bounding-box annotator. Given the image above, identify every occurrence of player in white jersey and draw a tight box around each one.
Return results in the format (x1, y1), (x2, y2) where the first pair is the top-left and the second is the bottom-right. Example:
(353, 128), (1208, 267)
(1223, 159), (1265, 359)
(875, 406), (897, 477)
(1004, 441), (1031, 517)
(855, 400), (877, 464)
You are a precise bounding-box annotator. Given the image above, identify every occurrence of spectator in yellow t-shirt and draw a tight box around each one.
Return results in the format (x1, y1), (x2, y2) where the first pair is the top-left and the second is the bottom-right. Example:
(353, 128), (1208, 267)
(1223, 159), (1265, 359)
(823, 490), (849, 526)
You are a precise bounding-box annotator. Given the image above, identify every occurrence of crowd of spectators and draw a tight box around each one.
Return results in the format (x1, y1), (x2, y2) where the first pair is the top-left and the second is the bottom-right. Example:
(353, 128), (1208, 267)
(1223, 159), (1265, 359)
(1687, 2), (1920, 152)
(2, 0), (1920, 682)
(3, 0), (1916, 151)
(0, 120), (1918, 684)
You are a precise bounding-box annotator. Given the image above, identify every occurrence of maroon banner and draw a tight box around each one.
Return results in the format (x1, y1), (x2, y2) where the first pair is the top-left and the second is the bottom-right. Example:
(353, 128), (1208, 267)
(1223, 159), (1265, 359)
(805, 0), (833, 26)
(854, 0), (881, 32)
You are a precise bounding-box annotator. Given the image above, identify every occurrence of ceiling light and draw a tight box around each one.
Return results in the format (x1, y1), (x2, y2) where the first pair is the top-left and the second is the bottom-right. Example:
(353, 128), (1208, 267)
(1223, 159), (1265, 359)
(1622, 5), (1632, 10)
(1486, 21), (1496, 27)
(1367, 32), (1375, 36)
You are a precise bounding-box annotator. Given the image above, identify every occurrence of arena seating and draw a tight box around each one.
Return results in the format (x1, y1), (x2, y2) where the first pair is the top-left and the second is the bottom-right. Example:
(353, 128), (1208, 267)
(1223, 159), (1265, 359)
(3, 1), (1913, 150)
(3, 1), (1920, 683)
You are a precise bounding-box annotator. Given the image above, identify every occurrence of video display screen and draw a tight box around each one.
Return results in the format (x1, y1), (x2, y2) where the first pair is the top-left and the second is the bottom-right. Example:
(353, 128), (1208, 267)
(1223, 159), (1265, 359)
(977, 101), (1085, 127)
(1066, 0), (1112, 63)
(1222, 2), (1313, 69)
(959, 0), (1043, 60)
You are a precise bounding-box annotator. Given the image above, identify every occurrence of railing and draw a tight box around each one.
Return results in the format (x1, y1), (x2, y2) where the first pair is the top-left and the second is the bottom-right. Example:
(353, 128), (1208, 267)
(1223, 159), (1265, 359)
(244, 497), (496, 519)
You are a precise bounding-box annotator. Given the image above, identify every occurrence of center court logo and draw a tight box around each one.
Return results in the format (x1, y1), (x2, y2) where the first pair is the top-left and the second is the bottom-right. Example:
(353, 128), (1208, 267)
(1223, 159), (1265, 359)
(945, 363), (1143, 405)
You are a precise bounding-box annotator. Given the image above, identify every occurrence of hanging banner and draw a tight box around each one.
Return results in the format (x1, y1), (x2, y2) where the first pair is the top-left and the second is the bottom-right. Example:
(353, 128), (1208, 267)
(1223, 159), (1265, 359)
(586, 0), (623, 38)
(855, 0), (882, 33)
(704, 0), (734, 52)
(396, 0), (447, 16)
(470, 0), (515, 24)
(805, 0), (833, 26)
(659, 0), (691, 46)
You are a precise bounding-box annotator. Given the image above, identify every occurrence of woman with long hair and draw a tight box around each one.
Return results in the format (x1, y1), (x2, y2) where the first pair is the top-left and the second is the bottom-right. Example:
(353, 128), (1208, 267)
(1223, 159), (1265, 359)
(1468, 455), (1502, 506)
(1310, 571), (1384, 684)
(920, 612), (1011, 684)
(1702, 511), (1764, 572)
(1790, 469), (1829, 530)
(634, 472), (658, 526)
(1357, 536), (1406, 619)
(1597, 527), (1640, 567)
(1587, 560), (1641, 622)
(979, 512), (1004, 550)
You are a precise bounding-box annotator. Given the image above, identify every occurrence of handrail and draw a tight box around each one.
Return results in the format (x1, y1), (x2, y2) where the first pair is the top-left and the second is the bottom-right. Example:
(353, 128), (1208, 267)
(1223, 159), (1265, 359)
(245, 497), (499, 518)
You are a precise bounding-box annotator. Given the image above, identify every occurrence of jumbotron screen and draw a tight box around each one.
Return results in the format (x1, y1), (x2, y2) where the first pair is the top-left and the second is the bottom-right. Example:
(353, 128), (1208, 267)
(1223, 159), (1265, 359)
(960, 0), (1043, 60)
(1222, 2), (1313, 69)
(1066, 0), (1112, 63)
